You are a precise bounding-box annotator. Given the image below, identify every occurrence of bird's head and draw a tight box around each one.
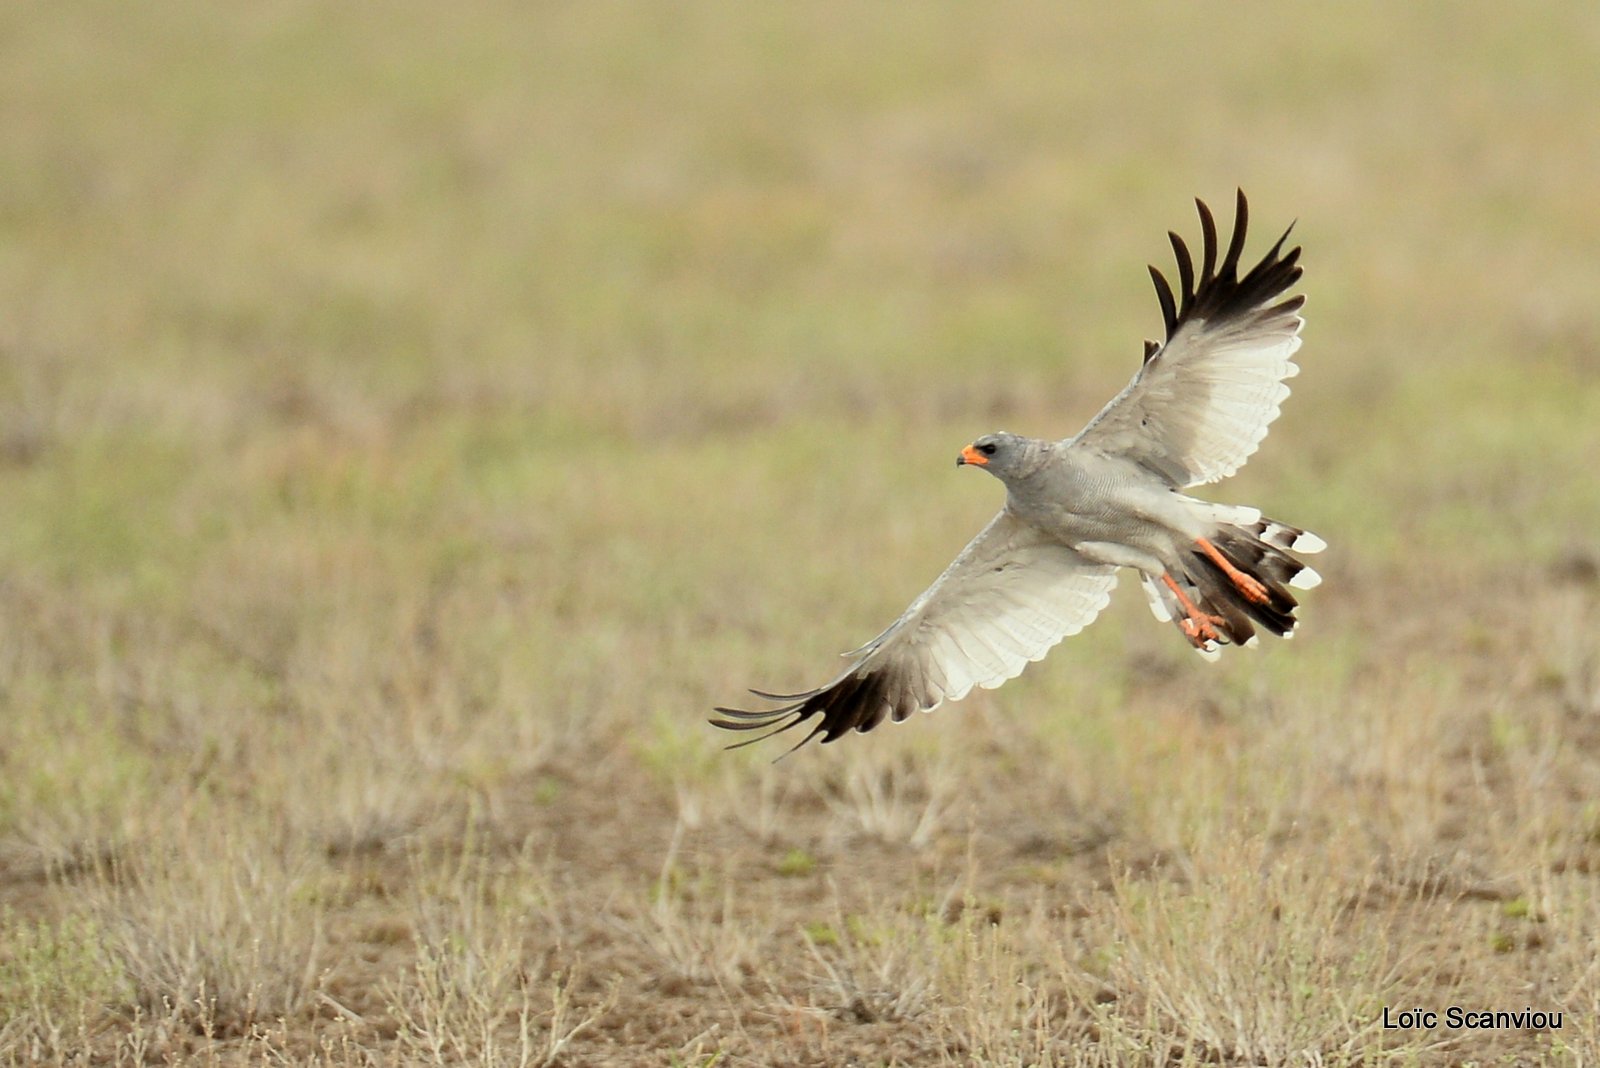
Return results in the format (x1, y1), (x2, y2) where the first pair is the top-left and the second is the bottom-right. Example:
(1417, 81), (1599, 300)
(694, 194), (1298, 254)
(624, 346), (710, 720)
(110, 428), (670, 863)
(956, 431), (1027, 478)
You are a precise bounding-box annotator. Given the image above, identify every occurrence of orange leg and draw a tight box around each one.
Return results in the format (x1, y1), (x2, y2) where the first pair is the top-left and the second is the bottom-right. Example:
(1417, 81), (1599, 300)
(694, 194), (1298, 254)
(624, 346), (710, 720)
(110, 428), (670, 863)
(1161, 573), (1225, 645)
(1196, 537), (1270, 604)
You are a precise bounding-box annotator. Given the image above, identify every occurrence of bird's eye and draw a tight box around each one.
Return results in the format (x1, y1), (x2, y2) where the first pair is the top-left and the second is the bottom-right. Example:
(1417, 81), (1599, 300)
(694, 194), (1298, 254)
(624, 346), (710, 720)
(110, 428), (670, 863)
(978, 442), (997, 456)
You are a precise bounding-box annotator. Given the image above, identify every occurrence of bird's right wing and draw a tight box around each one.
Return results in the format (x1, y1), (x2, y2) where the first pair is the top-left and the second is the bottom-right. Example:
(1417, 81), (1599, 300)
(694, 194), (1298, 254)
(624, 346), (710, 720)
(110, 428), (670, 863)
(712, 511), (1118, 750)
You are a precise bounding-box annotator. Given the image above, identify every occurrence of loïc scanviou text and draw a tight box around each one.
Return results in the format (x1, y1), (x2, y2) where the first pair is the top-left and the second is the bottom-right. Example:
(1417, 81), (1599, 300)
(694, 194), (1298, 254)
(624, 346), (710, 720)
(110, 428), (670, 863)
(1382, 1007), (1562, 1030)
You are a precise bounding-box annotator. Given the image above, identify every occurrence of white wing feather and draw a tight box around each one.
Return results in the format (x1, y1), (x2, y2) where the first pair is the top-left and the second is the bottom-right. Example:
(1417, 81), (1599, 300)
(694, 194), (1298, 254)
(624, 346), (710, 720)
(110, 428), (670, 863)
(1070, 191), (1305, 488)
(712, 511), (1117, 747)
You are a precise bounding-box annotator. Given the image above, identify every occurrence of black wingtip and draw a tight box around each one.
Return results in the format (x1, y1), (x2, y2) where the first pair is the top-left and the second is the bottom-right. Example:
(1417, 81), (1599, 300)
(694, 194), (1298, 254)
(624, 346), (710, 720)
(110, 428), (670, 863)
(749, 686), (816, 702)
(1168, 232), (1195, 318)
(1221, 191), (1249, 278)
(1148, 189), (1304, 348)
(710, 715), (782, 732)
(1194, 197), (1219, 284)
(1148, 265), (1177, 336)
(778, 723), (829, 760)
(712, 660), (907, 753)
(710, 686), (823, 752)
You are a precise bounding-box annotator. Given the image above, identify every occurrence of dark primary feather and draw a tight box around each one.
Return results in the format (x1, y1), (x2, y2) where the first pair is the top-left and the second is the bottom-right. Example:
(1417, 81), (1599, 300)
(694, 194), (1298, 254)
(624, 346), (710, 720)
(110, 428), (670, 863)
(711, 664), (895, 753)
(1147, 189), (1303, 348)
(711, 514), (1121, 754)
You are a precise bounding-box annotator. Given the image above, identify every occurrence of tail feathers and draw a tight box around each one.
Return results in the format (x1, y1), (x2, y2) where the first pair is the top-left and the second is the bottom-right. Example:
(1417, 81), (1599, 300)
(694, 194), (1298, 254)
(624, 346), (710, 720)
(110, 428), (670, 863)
(1252, 519), (1326, 571)
(1150, 517), (1324, 657)
(1228, 519), (1325, 591)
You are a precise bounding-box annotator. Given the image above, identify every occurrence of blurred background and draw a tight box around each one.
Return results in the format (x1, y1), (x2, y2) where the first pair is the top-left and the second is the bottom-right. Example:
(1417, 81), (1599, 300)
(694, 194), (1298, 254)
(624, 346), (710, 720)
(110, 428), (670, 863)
(2, 3), (1597, 1064)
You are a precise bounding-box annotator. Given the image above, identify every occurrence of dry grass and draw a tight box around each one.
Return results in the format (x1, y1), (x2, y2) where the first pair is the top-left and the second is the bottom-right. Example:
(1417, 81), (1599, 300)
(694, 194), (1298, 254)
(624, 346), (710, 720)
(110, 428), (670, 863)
(3, 1), (1600, 1064)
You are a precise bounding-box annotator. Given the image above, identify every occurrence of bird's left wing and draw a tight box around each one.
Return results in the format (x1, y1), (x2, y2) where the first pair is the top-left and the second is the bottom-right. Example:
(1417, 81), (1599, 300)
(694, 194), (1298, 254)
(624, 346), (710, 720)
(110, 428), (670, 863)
(712, 511), (1118, 750)
(1069, 190), (1305, 488)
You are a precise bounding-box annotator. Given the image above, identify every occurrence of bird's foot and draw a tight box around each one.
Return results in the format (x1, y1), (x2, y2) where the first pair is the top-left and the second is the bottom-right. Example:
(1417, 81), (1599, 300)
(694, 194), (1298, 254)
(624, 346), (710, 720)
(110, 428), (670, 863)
(1179, 611), (1226, 646)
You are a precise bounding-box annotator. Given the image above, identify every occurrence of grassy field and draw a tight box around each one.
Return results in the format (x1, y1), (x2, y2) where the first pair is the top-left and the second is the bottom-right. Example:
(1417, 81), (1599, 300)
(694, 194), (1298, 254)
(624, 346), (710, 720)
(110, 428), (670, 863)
(3, 2), (1599, 1064)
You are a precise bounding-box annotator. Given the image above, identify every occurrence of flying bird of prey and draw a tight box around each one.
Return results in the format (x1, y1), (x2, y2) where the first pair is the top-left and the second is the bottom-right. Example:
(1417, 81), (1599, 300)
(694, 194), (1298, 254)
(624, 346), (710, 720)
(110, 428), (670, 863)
(713, 190), (1324, 751)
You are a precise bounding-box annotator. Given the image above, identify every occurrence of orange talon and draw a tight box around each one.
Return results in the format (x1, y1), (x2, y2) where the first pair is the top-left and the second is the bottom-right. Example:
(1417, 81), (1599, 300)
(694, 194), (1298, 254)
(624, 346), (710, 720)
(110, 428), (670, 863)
(1196, 537), (1270, 604)
(1162, 573), (1226, 646)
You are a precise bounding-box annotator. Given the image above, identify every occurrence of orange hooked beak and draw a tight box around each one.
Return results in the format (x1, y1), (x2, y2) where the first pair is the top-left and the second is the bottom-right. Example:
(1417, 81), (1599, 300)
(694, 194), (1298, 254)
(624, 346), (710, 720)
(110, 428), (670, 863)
(956, 443), (989, 467)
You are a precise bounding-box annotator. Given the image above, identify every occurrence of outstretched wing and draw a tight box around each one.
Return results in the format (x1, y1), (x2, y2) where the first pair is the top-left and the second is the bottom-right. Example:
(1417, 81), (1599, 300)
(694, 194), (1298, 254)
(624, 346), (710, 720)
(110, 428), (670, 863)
(712, 512), (1118, 751)
(1069, 189), (1305, 487)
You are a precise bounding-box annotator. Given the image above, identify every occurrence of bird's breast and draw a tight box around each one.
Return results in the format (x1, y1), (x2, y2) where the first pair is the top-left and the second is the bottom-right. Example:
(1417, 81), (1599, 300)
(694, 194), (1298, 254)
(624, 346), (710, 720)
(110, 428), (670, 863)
(1008, 453), (1187, 551)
